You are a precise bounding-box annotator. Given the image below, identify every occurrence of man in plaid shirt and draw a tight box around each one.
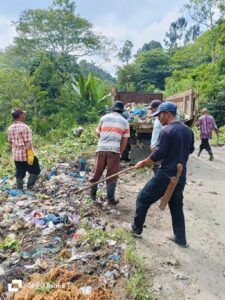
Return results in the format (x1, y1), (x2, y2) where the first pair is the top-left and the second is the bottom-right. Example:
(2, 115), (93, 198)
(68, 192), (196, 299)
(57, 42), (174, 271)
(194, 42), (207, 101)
(7, 108), (41, 191)
(196, 108), (219, 161)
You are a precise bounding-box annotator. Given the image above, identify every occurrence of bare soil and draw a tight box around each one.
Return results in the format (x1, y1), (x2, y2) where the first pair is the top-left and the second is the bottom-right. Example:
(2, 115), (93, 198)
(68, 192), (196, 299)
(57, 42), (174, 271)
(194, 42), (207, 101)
(115, 145), (225, 300)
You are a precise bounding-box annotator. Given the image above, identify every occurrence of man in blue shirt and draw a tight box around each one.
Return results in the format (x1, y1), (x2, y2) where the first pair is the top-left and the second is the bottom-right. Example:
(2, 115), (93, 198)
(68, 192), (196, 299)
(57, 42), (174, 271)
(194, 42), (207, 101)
(125, 102), (194, 248)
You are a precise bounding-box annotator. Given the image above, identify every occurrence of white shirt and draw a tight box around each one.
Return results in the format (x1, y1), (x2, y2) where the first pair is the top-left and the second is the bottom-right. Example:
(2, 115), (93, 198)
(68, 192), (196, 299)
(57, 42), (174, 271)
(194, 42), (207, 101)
(151, 117), (164, 149)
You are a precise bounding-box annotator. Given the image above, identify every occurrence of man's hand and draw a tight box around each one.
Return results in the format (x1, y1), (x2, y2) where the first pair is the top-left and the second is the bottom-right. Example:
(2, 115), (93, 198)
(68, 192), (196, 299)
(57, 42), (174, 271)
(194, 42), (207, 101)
(135, 160), (146, 169)
(27, 149), (34, 165)
(135, 157), (154, 169)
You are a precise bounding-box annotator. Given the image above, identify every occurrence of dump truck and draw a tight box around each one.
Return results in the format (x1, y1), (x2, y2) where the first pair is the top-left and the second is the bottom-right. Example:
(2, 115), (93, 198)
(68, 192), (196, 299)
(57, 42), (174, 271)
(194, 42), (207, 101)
(112, 89), (198, 163)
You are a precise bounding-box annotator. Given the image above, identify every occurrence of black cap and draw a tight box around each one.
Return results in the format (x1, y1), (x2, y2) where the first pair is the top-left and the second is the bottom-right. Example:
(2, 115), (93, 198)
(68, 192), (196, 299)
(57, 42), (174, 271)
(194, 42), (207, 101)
(11, 108), (26, 119)
(113, 101), (124, 113)
(150, 99), (162, 109)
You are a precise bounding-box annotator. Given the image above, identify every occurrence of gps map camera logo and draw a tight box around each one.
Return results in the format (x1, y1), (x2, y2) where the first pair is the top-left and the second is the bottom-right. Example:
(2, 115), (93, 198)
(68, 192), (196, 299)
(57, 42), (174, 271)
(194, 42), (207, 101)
(8, 280), (23, 292)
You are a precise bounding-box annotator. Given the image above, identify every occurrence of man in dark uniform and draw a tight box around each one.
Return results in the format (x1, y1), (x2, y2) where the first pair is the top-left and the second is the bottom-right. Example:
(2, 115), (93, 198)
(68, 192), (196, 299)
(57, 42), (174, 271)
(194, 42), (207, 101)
(125, 102), (194, 248)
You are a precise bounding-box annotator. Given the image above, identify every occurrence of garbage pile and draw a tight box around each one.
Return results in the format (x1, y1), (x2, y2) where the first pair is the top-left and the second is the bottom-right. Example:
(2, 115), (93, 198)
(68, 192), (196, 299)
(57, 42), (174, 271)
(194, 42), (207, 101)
(123, 102), (185, 124)
(123, 103), (153, 124)
(0, 158), (132, 299)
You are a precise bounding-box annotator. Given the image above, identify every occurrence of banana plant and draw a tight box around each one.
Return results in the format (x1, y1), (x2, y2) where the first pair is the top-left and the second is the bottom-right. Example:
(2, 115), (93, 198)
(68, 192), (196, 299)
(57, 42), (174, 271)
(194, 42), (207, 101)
(71, 72), (111, 105)
(71, 72), (111, 123)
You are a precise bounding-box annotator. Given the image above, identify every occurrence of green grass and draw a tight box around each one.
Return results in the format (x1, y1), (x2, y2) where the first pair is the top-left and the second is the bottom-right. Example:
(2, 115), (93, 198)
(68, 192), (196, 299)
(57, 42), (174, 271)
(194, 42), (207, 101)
(125, 245), (152, 300)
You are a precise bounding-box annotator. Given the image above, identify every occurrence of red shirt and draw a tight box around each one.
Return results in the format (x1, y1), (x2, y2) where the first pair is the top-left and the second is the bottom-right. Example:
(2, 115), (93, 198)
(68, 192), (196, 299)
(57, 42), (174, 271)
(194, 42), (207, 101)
(7, 121), (32, 161)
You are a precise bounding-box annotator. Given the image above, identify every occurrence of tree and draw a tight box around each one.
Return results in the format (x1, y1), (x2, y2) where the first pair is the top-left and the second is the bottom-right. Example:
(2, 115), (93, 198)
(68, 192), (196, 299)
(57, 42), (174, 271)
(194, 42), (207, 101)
(185, 0), (225, 61)
(164, 17), (188, 48)
(13, 0), (107, 59)
(79, 60), (116, 84)
(141, 40), (163, 52)
(116, 64), (140, 91)
(184, 24), (201, 44)
(118, 40), (134, 65)
(134, 50), (171, 90)
(0, 69), (45, 131)
(185, 0), (225, 30)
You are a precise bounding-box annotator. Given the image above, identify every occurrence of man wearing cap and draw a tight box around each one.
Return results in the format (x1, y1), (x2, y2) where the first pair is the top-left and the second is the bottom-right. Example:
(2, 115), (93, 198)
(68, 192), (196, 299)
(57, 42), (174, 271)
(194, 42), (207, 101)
(149, 99), (163, 174)
(125, 101), (194, 247)
(7, 108), (41, 191)
(89, 101), (130, 205)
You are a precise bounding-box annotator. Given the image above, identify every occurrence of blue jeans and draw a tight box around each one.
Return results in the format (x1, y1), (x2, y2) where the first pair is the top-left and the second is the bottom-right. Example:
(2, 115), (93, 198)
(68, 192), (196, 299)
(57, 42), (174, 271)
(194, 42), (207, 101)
(133, 171), (187, 245)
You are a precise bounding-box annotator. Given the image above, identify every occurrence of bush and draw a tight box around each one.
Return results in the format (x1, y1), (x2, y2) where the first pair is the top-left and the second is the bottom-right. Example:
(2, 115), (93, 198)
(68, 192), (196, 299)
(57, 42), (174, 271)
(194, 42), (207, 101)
(0, 132), (7, 155)
(207, 88), (225, 127)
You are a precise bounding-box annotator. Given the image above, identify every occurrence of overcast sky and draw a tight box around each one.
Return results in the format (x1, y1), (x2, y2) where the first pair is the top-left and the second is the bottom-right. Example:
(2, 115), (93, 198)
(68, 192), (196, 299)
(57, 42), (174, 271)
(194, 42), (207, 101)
(0, 0), (188, 74)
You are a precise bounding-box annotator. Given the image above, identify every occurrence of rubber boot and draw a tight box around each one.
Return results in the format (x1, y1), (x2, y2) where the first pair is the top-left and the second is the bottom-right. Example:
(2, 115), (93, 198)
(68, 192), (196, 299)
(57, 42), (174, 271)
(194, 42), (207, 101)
(106, 182), (119, 205)
(16, 178), (24, 191)
(90, 184), (98, 201)
(27, 174), (38, 190)
(208, 150), (214, 161)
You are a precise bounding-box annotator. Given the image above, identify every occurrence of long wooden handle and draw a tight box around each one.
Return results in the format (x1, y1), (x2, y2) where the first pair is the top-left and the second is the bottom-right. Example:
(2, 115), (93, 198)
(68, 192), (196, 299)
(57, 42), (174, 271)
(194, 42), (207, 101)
(74, 166), (135, 194)
(159, 163), (183, 211)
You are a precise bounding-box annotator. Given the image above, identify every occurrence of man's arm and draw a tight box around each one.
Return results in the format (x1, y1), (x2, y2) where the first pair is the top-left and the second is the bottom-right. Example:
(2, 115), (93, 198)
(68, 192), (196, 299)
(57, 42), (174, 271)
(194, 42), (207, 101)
(96, 119), (102, 139)
(120, 121), (130, 153)
(22, 126), (33, 150)
(135, 156), (155, 169)
(25, 141), (33, 151)
(22, 127), (34, 165)
(120, 137), (128, 153)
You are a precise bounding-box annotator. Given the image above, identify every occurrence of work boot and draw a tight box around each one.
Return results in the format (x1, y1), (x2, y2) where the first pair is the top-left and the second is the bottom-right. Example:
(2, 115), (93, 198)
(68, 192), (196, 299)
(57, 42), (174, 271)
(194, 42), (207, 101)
(27, 174), (38, 190)
(16, 178), (24, 191)
(90, 184), (98, 201)
(208, 150), (214, 161)
(106, 182), (119, 205)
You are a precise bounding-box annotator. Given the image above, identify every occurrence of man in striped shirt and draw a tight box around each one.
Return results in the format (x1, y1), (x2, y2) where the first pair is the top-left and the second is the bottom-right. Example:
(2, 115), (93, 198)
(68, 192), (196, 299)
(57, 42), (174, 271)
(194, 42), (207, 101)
(196, 108), (219, 161)
(7, 108), (41, 191)
(89, 101), (130, 205)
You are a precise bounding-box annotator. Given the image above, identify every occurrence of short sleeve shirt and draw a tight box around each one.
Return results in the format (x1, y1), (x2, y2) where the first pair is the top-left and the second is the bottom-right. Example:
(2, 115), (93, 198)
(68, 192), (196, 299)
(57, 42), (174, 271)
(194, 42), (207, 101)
(150, 121), (195, 178)
(151, 117), (164, 149)
(96, 112), (130, 153)
(7, 121), (32, 161)
(197, 115), (217, 139)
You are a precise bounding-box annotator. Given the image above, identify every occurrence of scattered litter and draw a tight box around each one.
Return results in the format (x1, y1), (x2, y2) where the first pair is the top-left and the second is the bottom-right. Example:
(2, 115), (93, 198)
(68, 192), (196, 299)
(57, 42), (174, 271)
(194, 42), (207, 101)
(107, 240), (117, 247)
(108, 252), (121, 262)
(80, 286), (93, 295)
(0, 157), (131, 297)
(8, 189), (23, 197)
(69, 252), (94, 261)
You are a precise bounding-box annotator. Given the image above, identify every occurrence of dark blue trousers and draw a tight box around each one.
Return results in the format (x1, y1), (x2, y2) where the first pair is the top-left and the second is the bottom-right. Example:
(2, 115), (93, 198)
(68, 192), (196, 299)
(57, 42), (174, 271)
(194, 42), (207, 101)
(133, 171), (187, 245)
